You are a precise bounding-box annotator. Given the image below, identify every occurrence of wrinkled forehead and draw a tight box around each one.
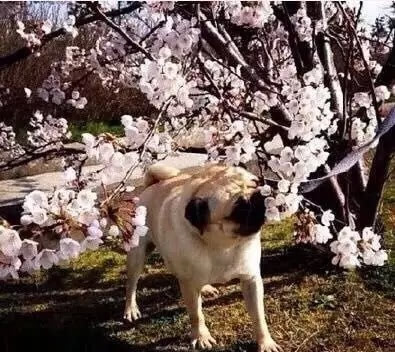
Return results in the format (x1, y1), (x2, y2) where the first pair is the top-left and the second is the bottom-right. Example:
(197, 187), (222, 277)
(194, 167), (258, 219)
(197, 166), (256, 192)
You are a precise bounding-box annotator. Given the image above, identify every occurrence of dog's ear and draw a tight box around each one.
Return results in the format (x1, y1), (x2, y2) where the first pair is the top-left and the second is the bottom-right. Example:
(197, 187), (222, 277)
(185, 197), (210, 233)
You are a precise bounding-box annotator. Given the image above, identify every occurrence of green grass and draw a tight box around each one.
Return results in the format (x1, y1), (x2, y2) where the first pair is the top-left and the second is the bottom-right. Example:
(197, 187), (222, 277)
(0, 173), (394, 352)
(69, 121), (124, 142)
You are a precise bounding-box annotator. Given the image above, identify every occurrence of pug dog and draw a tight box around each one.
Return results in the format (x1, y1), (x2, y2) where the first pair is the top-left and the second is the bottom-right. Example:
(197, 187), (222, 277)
(123, 164), (281, 352)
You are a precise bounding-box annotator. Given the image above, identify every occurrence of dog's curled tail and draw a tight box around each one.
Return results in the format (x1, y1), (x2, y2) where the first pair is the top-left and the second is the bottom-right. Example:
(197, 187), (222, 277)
(144, 164), (180, 188)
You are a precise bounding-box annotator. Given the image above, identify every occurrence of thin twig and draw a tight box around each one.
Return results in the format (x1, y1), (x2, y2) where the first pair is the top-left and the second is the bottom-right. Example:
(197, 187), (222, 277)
(89, 3), (154, 61)
(337, 2), (381, 125)
(101, 99), (171, 206)
(196, 51), (288, 132)
(226, 106), (290, 132)
(0, 144), (84, 172)
(0, 2), (143, 70)
(139, 19), (167, 45)
(295, 330), (319, 352)
(342, 29), (354, 139)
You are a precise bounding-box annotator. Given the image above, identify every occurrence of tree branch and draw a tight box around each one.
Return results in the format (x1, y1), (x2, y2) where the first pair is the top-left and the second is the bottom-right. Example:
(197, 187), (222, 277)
(0, 144), (85, 172)
(101, 99), (172, 206)
(313, 2), (344, 118)
(337, 2), (381, 125)
(0, 2), (142, 70)
(88, 3), (154, 61)
(198, 11), (293, 123)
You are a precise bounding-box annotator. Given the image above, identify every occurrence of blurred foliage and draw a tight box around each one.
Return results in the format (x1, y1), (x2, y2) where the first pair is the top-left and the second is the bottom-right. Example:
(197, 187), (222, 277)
(69, 120), (124, 141)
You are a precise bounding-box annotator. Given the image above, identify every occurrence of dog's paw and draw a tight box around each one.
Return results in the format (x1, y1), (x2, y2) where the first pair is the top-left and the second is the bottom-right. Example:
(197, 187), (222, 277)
(257, 338), (282, 352)
(123, 305), (142, 322)
(201, 284), (219, 298)
(191, 329), (217, 350)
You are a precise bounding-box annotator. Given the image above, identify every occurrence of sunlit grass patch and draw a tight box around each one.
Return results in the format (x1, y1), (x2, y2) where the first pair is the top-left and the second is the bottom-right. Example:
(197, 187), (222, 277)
(262, 217), (294, 252)
(69, 121), (123, 141)
(0, 172), (394, 351)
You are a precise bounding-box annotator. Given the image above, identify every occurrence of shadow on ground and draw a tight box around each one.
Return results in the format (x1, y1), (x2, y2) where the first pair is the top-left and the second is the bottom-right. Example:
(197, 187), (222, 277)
(0, 245), (334, 352)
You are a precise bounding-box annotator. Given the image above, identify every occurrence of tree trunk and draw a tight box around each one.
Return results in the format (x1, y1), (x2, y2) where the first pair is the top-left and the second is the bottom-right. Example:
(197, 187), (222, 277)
(359, 35), (395, 229)
(375, 35), (395, 86)
(359, 127), (395, 229)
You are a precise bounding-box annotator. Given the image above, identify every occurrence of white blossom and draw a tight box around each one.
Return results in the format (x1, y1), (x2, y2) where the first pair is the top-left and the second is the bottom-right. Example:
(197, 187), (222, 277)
(24, 87), (32, 98)
(31, 208), (48, 225)
(135, 225), (149, 237)
(259, 185), (272, 196)
(64, 167), (77, 183)
(41, 20), (52, 34)
(0, 226), (22, 257)
(312, 224), (332, 244)
(20, 258), (40, 274)
(76, 189), (97, 209)
(59, 238), (81, 260)
(265, 207), (281, 222)
(20, 214), (33, 226)
(35, 249), (59, 269)
(264, 134), (284, 155)
(23, 190), (48, 213)
(81, 236), (103, 252)
(278, 179), (290, 193)
(20, 239), (39, 260)
(108, 225), (120, 237)
(321, 210), (335, 226)
(87, 224), (103, 238)
(374, 85), (390, 102)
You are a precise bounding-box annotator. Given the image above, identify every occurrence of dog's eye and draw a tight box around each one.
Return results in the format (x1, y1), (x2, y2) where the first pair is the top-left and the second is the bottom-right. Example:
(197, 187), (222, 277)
(229, 197), (250, 224)
(185, 197), (210, 233)
(228, 192), (266, 236)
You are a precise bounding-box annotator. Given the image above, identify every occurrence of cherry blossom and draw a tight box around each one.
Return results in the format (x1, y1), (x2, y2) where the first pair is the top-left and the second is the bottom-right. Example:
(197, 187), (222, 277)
(81, 236), (103, 252)
(76, 189), (97, 209)
(321, 210), (335, 227)
(35, 249), (59, 270)
(0, 226), (22, 258)
(20, 239), (39, 260)
(1, 1), (393, 280)
(312, 224), (333, 244)
(63, 15), (78, 38)
(64, 167), (77, 183)
(108, 225), (120, 237)
(59, 238), (81, 261)
(224, 1), (274, 28)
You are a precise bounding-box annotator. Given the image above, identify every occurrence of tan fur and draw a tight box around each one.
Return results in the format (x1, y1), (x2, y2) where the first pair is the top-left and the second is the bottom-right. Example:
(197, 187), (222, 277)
(143, 164), (180, 188)
(124, 164), (281, 352)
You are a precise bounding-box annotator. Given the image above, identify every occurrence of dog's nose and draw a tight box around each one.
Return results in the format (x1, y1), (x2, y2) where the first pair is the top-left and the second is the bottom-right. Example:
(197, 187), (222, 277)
(229, 191), (266, 236)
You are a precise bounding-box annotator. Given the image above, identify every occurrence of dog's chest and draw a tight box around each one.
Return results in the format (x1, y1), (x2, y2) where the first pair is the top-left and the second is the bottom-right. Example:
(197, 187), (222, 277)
(155, 224), (262, 285)
(207, 243), (261, 283)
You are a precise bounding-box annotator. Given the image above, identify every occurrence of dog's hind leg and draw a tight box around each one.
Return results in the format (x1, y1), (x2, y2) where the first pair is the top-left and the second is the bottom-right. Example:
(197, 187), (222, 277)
(123, 236), (151, 322)
(179, 280), (217, 350)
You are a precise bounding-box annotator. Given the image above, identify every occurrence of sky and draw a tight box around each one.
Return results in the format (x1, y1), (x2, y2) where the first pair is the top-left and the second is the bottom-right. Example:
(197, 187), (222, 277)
(26, 1), (394, 27)
(361, 0), (394, 24)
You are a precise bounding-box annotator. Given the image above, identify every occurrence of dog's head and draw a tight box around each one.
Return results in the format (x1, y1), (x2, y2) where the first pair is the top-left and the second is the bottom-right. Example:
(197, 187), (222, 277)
(184, 166), (266, 241)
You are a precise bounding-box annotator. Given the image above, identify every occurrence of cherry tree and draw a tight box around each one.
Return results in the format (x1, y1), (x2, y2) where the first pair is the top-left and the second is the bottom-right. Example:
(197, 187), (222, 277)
(0, 1), (394, 279)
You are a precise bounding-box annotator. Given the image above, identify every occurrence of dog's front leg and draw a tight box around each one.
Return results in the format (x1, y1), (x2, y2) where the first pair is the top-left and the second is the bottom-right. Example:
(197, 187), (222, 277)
(123, 239), (148, 322)
(179, 280), (216, 350)
(241, 276), (281, 352)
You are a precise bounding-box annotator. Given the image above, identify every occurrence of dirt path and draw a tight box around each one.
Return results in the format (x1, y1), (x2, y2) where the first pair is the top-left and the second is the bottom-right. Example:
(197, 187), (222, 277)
(0, 152), (207, 208)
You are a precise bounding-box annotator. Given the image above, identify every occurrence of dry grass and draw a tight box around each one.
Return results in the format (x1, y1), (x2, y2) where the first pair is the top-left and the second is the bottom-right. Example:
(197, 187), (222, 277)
(0, 170), (394, 352)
